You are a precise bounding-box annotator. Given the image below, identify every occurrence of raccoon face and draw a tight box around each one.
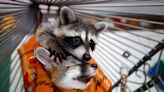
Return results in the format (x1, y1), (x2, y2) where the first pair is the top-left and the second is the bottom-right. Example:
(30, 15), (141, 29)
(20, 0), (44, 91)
(61, 32), (99, 61)
(35, 47), (97, 89)
(58, 62), (97, 89)
(55, 6), (108, 62)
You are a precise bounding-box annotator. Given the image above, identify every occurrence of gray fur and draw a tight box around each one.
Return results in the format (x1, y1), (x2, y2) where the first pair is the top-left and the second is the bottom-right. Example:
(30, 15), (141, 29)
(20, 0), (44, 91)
(67, 20), (97, 35)
(60, 6), (76, 25)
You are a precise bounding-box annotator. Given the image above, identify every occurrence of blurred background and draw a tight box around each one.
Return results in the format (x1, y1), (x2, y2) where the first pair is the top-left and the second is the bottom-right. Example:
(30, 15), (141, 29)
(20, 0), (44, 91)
(0, 0), (164, 92)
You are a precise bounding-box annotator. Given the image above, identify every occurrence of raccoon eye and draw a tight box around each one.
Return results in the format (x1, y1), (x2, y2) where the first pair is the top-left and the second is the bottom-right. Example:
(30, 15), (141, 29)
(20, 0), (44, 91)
(89, 39), (95, 51)
(64, 36), (82, 48)
(73, 37), (81, 43)
(73, 37), (82, 46)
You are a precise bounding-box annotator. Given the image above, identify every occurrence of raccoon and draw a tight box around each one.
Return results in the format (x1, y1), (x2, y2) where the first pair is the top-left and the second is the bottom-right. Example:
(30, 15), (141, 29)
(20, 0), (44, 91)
(37, 6), (108, 62)
(35, 47), (98, 89)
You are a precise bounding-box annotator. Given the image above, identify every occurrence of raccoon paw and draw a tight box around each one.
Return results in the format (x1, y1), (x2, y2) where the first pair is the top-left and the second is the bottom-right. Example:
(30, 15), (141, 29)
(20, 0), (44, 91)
(48, 49), (66, 62)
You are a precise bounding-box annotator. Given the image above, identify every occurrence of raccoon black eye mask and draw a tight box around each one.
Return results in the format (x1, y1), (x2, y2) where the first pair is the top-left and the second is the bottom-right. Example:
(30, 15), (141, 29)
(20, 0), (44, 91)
(63, 37), (95, 51)
(89, 39), (96, 51)
(63, 36), (83, 49)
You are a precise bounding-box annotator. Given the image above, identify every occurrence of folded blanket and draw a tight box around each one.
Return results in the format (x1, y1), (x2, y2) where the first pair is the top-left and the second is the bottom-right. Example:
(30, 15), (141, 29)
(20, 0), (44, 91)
(18, 35), (112, 92)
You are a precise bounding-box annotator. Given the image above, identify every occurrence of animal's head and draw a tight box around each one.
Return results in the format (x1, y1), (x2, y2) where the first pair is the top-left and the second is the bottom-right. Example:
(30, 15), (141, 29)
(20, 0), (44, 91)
(35, 47), (97, 89)
(54, 6), (108, 62)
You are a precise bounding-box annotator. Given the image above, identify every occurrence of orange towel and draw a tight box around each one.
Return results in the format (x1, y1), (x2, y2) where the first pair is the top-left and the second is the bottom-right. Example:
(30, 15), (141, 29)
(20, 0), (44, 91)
(18, 35), (112, 92)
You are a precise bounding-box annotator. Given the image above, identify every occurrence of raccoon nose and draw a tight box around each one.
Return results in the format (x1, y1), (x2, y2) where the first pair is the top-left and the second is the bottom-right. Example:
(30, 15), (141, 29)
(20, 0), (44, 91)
(82, 54), (91, 61)
(91, 64), (97, 69)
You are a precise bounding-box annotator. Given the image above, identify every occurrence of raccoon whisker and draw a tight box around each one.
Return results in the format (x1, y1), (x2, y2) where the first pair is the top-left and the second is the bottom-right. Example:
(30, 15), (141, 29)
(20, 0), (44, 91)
(62, 43), (72, 48)
(62, 45), (71, 49)
(61, 46), (70, 50)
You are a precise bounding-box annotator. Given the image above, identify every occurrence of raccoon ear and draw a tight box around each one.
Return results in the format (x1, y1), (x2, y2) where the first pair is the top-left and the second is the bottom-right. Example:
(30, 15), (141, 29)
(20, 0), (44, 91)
(94, 22), (108, 33)
(35, 47), (54, 68)
(60, 6), (76, 25)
